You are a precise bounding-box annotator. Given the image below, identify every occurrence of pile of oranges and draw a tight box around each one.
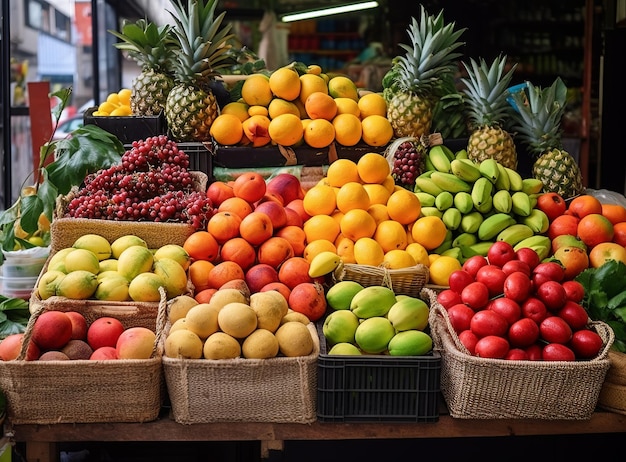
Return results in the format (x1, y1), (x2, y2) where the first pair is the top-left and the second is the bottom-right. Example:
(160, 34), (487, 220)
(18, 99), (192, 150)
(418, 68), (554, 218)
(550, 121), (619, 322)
(210, 66), (393, 149)
(92, 89), (132, 116)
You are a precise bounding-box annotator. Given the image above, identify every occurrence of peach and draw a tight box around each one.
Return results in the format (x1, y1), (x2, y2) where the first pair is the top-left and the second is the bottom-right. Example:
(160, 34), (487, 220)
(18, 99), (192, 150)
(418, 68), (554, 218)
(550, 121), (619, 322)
(278, 256), (314, 290)
(233, 172), (267, 204)
(566, 194), (603, 219)
(285, 199), (311, 224)
(245, 263), (280, 293)
(0, 333), (40, 361)
(65, 311), (88, 341)
(32, 311), (73, 350)
(553, 246), (589, 280)
(87, 317), (125, 351)
(254, 200), (288, 230)
(217, 196), (253, 220)
(207, 261), (246, 290)
(207, 211), (242, 244)
(259, 281), (292, 302)
(206, 181), (235, 207)
(283, 207), (304, 227)
(255, 192), (284, 207)
(589, 242), (626, 268)
(115, 327), (156, 360)
(266, 173), (305, 205)
(218, 278), (251, 299)
(90, 346), (119, 360)
(219, 237), (257, 271)
(257, 236), (294, 268)
(239, 211), (274, 246)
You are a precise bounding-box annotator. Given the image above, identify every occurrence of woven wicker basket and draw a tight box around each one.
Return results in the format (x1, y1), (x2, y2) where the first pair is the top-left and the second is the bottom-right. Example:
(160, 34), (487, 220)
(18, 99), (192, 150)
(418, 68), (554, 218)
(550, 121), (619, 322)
(598, 350), (626, 415)
(423, 287), (614, 420)
(0, 289), (167, 425)
(333, 261), (429, 298)
(163, 314), (319, 424)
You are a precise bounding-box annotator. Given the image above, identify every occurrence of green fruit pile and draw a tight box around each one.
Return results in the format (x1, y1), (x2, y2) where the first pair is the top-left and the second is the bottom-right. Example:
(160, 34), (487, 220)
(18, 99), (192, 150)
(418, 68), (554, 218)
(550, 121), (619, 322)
(322, 281), (432, 356)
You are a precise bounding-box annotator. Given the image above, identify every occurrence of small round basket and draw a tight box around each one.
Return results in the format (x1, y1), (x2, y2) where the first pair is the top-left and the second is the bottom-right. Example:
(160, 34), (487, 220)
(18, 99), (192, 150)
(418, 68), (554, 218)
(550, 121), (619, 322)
(332, 261), (429, 297)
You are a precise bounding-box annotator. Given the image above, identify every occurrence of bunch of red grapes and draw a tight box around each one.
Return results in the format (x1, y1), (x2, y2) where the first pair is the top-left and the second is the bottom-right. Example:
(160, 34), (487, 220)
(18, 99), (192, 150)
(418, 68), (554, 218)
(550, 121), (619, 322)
(64, 135), (214, 230)
(391, 140), (426, 189)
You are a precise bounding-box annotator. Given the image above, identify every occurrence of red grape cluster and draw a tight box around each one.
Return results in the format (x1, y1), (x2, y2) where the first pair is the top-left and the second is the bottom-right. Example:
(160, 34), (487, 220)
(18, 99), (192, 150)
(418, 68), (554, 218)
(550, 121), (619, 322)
(391, 140), (425, 189)
(64, 135), (214, 229)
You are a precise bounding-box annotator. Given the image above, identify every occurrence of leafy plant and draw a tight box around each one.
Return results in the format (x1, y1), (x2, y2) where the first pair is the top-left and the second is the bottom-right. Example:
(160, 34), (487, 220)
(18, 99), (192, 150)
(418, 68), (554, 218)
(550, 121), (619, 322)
(0, 88), (125, 258)
(0, 295), (31, 338)
(576, 259), (626, 352)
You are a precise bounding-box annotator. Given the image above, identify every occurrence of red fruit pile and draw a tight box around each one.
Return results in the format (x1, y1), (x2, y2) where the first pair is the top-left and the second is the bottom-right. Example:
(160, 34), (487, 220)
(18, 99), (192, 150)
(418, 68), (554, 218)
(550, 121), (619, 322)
(436, 241), (605, 361)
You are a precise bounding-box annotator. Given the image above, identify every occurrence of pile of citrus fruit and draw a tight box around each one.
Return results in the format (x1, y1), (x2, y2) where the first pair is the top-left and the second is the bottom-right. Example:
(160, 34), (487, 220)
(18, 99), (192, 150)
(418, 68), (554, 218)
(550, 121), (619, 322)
(210, 66), (393, 149)
(92, 88), (132, 116)
(301, 152), (463, 286)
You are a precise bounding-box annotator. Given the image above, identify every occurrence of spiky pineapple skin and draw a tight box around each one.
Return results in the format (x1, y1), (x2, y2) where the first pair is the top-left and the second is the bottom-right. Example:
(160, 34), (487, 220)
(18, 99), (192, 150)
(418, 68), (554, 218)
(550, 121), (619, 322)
(131, 69), (175, 116)
(165, 85), (218, 142)
(387, 93), (434, 139)
(532, 149), (584, 199)
(467, 126), (518, 169)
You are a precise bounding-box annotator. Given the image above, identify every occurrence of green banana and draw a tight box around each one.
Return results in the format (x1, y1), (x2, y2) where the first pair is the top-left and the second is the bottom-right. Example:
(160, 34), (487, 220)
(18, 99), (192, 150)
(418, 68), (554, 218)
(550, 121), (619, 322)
(479, 158), (500, 184)
(504, 167), (523, 191)
(415, 192), (436, 207)
(477, 213), (517, 241)
(424, 153), (436, 172)
(428, 145), (452, 173)
(471, 177), (493, 212)
(492, 189), (513, 214)
(522, 178), (544, 195)
(432, 229), (454, 254)
(442, 207), (462, 230)
(435, 191), (454, 211)
(528, 193), (539, 209)
(453, 191), (474, 214)
(455, 149), (469, 160)
(496, 223), (535, 246)
(308, 251), (341, 278)
(511, 191), (532, 217)
(420, 206), (443, 218)
(452, 232), (478, 248)
(441, 247), (463, 261)
(441, 144), (456, 161)
(494, 163), (511, 191)
(460, 211), (484, 234)
(521, 208), (550, 233)
(430, 172), (472, 194)
(464, 241), (494, 258)
(414, 176), (444, 196)
(513, 235), (552, 261)
(450, 158), (482, 183)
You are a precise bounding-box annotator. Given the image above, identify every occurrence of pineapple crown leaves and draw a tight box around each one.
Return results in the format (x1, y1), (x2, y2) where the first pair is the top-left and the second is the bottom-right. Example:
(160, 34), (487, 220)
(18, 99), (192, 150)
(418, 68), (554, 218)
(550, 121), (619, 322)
(461, 54), (518, 129)
(394, 5), (466, 97)
(167, 0), (235, 85)
(509, 77), (568, 155)
(108, 19), (176, 74)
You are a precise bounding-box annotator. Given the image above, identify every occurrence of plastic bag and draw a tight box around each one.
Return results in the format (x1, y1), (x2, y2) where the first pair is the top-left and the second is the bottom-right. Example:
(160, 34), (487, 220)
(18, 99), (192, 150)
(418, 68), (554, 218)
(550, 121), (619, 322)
(585, 188), (626, 207)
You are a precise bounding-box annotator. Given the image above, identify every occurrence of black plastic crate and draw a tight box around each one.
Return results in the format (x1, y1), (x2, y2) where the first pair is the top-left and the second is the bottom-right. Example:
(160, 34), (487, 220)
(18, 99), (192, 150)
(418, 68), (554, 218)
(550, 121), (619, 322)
(178, 142), (213, 180)
(316, 322), (441, 423)
(84, 107), (167, 144)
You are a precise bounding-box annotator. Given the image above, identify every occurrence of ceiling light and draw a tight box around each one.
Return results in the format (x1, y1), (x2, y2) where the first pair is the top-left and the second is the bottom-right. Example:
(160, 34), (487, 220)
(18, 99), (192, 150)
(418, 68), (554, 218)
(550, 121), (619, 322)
(280, 1), (379, 23)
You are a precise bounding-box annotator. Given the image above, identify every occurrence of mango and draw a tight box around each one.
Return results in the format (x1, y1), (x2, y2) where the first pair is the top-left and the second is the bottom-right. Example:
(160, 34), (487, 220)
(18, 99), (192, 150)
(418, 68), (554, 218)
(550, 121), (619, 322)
(72, 234), (112, 261)
(55, 270), (98, 299)
(37, 270), (66, 300)
(386, 296), (430, 332)
(354, 316), (395, 353)
(152, 257), (188, 298)
(350, 285), (396, 319)
(325, 280), (364, 310)
(323, 310), (359, 345)
(117, 245), (154, 280)
(95, 274), (130, 301)
(46, 248), (76, 273)
(387, 330), (433, 356)
(110, 235), (148, 259)
(153, 244), (191, 271)
(328, 342), (362, 355)
(128, 272), (166, 302)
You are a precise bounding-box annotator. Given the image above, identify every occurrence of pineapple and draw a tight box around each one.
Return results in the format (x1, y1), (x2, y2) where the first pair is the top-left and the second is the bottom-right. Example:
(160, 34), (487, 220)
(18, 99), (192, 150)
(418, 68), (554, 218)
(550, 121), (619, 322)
(510, 78), (584, 199)
(462, 55), (518, 169)
(385, 6), (466, 139)
(108, 19), (176, 116)
(165, 0), (234, 142)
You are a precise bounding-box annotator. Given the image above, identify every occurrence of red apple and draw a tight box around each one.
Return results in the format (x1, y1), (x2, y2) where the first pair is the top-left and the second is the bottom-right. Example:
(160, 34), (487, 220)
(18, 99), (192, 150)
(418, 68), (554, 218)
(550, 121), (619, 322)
(436, 289), (463, 309)
(505, 348), (529, 360)
(474, 335), (509, 358)
(501, 259), (531, 277)
(557, 300), (590, 330)
(87, 317), (125, 351)
(458, 329), (479, 355)
(462, 255), (489, 278)
(562, 280), (585, 303)
(542, 343), (575, 361)
(446, 303), (475, 334)
(540, 316), (573, 344)
(521, 297), (548, 325)
(570, 329), (603, 359)
(503, 271), (533, 303)
(461, 281), (490, 310)
(488, 297), (521, 325)
(536, 280), (567, 311)
(532, 261), (565, 284)
(90, 346), (119, 360)
(475, 265), (507, 298)
(448, 269), (474, 294)
(245, 263), (280, 294)
(486, 241), (517, 267)
(508, 317), (540, 348)
(470, 310), (508, 338)
(515, 247), (540, 271)
(525, 343), (543, 360)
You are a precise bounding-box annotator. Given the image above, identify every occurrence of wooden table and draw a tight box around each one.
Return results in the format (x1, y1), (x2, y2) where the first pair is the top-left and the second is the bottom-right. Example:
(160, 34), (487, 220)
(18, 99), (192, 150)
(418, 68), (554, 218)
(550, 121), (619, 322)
(6, 407), (626, 462)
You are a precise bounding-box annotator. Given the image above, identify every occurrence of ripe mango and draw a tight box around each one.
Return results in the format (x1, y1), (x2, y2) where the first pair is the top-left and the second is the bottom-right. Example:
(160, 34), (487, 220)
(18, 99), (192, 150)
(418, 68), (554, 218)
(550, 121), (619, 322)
(55, 270), (98, 300)
(117, 245), (154, 280)
(110, 235), (148, 259)
(128, 272), (165, 302)
(152, 257), (188, 299)
(95, 275), (130, 301)
(386, 296), (430, 332)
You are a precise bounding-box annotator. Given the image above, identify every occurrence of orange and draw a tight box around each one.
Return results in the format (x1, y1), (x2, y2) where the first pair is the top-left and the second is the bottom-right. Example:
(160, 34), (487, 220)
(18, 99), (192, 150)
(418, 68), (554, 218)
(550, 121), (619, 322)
(241, 74), (273, 107)
(386, 189), (421, 225)
(382, 175), (396, 193)
(332, 113), (362, 146)
(374, 220), (408, 252)
(299, 73), (328, 104)
(247, 105), (269, 117)
(411, 216), (448, 250)
(188, 259), (215, 292)
(207, 261), (245, 290)
(339, 209), (377, 241)
(602, 203), (626, 225)
(221, 102), (250, 122)
(334, 97), (361, 117)
(353, 237), (385, 266)
(357, 152), (390, 184)
(269, 67), (301, 101)
(305, 92), (337, 120)
(428, 255), (462, 286)
(335, 236), (356, 264)
(302, 183), (337, 216)
(209, 114), (243, 145)
(577, 213), (614, 248)
(217, 196), (253, 220)
(303, 215), (341, 243)
(303, 118), (335, 148)
(367, 203), (390, 225)
(335, 182), (370, 213)
(613, 222), (626, 247)
(325, 158), (361, 187)
(363, 183), (391, 205)
(567, 194), (603, 219)
(383, 249), (417, 269)
(183, 231), (219, 262)
(303, 239), (337, 263)
(357, 92), (387, 119)
(361, 115), (393, 147)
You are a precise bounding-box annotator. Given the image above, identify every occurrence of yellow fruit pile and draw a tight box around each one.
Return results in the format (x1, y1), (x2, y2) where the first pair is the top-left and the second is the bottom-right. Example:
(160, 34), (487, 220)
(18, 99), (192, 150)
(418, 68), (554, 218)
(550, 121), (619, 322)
(210, 66), (393, 149)
(92, 88), (132, 116)
(301, 154), (455, 280)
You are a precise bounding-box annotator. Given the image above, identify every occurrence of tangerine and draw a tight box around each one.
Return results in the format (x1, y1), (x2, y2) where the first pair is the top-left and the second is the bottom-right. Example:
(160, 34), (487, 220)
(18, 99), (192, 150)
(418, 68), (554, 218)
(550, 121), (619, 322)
(183, 231), (219, 262)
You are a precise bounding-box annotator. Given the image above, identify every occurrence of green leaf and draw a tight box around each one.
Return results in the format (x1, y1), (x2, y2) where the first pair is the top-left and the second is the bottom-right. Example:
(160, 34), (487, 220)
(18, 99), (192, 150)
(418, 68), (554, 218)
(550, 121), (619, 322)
(36, 169), (58, 223)
(608, 291), (626, 310)
(50, 88), (72, 123)
(19, 194), (44, 234)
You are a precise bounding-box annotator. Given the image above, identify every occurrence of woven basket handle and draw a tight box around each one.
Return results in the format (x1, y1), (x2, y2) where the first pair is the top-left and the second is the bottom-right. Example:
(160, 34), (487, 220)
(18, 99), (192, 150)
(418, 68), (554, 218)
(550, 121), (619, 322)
(589, 319), (615, 362)
(152, 286), (168, 358)
(421, 286), (472, 355)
